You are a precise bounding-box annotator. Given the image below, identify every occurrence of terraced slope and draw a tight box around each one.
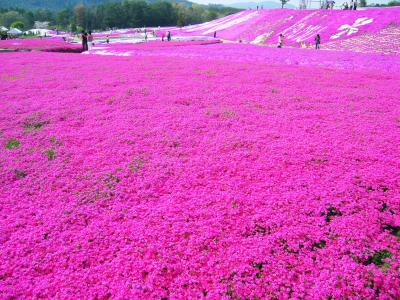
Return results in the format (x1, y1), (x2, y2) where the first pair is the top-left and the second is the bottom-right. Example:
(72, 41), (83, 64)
(167, 8), (400, 53)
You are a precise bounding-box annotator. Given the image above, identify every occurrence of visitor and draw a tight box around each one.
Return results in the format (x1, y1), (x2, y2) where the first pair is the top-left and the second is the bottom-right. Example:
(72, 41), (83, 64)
(257, 5), (259, 10)
(330, 0), (335, 9)
(343, 1), (349, 9)
(277, 33), (284, 48)
(88, 31), (94, 50)
(353, 0), (357, 9)
(214, 31), (217, 38)
(145, 32), (148, 42)
(81, 31), (88, 51)
(106, 35), (110, 44)
(167, 31), (171, 41)
(315, 34), (321, 49)
(161, 32), (165, 41)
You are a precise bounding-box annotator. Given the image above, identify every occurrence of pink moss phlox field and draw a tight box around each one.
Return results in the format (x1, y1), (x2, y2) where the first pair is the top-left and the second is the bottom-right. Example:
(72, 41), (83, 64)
(87, 41), (400, 73)
(165, 8), (400, 52)
(1, 47), (400, 299)
(0, 37), (81, 52)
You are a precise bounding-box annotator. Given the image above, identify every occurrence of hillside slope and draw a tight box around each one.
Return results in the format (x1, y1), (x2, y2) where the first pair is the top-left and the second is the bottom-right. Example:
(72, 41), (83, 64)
(169, 8), (400, 53)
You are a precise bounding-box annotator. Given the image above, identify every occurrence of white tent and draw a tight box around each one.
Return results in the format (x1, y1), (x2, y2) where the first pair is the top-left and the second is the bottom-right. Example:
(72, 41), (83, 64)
(26, 28), (53, 36)
(8, 28), (23, 35)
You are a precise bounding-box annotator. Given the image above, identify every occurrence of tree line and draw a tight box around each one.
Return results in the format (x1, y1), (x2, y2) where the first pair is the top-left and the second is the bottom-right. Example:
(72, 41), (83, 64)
(0, 0), (240, 31)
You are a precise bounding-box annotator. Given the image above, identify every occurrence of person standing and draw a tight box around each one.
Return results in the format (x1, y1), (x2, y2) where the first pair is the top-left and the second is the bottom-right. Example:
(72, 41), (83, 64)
(277, 33), (284, 48)
(81, 31), (88, 51)
(214, 31), (217, 38)
(88, 31), (94, 50)
(315, 34), (321, 49)
(167, 31), (171, 41)
(353, 0), (357, 9)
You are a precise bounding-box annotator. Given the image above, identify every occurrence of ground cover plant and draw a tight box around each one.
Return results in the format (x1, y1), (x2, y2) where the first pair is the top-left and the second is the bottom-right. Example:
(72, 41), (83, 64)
(1, 41), (400, 298)
(0, 37), (81, 52)
(87, 42), (400, 73)
(164, 8), (400, 53)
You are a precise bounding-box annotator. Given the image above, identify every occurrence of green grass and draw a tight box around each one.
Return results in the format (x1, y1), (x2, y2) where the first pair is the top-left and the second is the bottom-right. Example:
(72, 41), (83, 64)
(46, 148), (55, 160)
(364, 250), (392, 266)
(6, 139), (20, 149)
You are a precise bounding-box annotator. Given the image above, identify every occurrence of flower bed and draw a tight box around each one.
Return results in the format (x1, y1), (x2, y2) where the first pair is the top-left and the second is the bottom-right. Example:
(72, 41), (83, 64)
(165, 8), (400, 52)
(0, 49), (399, 299)
(87, 41), (400, 73)
(0, 37), (81, 52)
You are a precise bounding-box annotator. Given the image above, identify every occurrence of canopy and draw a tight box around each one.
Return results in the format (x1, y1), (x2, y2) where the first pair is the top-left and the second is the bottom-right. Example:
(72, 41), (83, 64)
(8, 28), (22, 35)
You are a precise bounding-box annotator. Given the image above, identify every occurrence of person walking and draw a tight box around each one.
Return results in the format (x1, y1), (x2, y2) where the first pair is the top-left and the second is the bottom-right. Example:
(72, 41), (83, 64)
(277, 33), (284, 48)
(214, 31), (217, 38)
(315, 34), (321, 49)
(81, 31), (88, 51)
(167, 31), (171, 41)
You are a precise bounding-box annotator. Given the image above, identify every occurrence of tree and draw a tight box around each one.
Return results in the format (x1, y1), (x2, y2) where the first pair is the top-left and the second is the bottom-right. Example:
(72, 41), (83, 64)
(280, 0), (290, 8)
(360, 0), (367, 6)
(74, 4), (85, 28)
(11, 20), (24, 29)
(56, 9), (73, 29)
(0, 11), (24, 27)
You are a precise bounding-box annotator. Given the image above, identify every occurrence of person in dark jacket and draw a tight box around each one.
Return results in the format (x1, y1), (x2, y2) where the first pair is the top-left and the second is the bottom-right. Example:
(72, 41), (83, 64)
(315, 34), (321, 49)
(81, 31), (88, 51)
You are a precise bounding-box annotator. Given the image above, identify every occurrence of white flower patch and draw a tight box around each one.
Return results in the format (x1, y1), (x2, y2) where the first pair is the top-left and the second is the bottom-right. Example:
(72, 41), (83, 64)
(330, 17), (374, 39)
(281, 13), (326, 42)
(283, 24), (327, 42)
(251, 33), (271, 44)
(88, 50), (132, 56)
(202, 11), (259, 34)
(184, 12), (247, 32)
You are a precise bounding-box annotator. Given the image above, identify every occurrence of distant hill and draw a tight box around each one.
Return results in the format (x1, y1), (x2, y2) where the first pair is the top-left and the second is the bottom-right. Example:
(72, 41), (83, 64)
(0, 0), (193, 11)
(228, 1), (296, 9)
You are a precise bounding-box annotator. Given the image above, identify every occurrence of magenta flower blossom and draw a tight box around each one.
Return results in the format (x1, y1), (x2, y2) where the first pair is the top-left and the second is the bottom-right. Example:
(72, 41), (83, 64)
(0, 31), (400, 299)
